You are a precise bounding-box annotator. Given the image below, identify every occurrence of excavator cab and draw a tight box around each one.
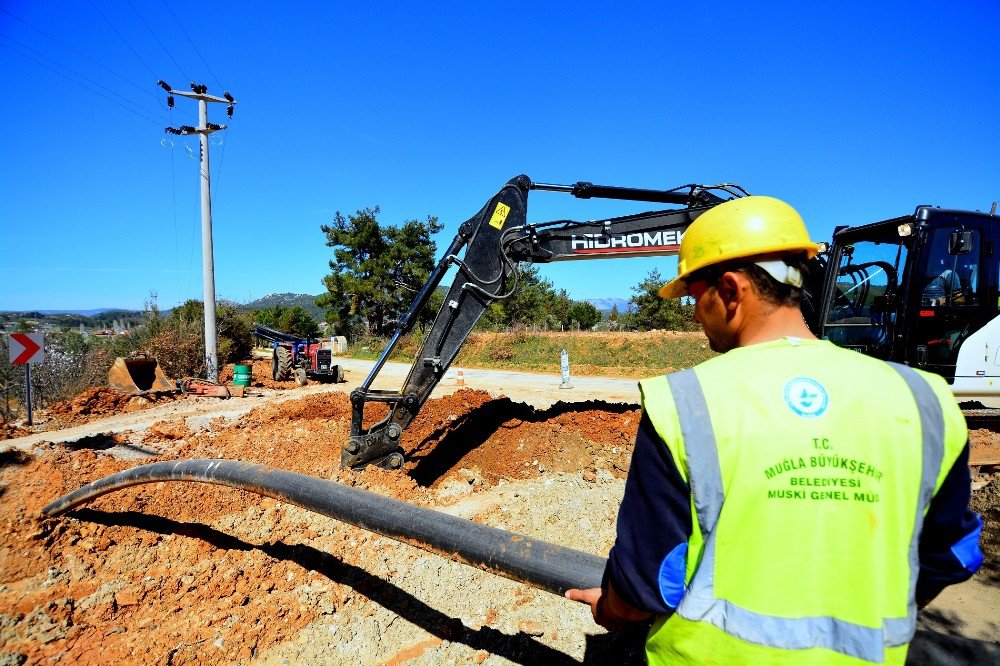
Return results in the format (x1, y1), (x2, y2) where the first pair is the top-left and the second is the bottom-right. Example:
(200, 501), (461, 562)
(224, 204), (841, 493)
(817, 206), (1000, 406)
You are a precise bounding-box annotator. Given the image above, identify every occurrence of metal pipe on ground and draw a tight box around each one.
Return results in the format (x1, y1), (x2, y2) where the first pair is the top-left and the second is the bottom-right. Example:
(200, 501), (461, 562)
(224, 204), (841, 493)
(43, 459), (605, 596)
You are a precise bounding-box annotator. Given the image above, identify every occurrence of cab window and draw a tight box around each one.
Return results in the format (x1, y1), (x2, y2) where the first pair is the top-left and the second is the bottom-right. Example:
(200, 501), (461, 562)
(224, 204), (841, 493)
(826, 241), (904, 326)
(823, 239), (905, 358)
(918, 227), (980, 307)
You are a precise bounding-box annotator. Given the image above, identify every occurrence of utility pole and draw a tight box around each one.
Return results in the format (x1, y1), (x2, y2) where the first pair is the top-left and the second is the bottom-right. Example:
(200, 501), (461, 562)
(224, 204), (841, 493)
(160, 81), (236, 382)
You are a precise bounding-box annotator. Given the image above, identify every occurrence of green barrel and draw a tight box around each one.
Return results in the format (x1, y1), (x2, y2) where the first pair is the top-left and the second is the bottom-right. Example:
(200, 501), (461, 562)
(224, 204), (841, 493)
(233, 364), (252, 387)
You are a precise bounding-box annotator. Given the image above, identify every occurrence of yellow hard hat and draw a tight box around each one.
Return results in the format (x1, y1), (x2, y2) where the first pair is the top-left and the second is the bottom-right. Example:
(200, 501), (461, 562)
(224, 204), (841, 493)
(659, 195), (819, 299)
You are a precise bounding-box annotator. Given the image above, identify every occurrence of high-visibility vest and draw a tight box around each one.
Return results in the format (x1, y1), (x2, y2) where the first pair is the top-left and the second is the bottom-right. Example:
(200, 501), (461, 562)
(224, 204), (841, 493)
(638, 338), (967, 665)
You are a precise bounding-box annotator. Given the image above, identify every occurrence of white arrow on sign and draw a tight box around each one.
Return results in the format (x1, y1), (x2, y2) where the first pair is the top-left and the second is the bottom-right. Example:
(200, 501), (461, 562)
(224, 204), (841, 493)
(9, 332), (45, 365)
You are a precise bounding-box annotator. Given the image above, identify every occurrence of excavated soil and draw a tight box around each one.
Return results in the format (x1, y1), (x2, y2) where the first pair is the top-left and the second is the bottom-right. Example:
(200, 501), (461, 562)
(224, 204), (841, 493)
(971, 477), (1000, 586)
(969, 428), (1000, 467)
(218, 358), (302, 391)
(1, 386), (996, 664)
(0, 423), (31, 441)
(41, 387), (181, 431)
(0, 389), (642, 664)
(8, 359), (302, 441)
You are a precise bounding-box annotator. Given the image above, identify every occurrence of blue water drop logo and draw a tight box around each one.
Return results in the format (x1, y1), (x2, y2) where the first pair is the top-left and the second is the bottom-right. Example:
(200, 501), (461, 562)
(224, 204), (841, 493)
(784, 377), (829, 418)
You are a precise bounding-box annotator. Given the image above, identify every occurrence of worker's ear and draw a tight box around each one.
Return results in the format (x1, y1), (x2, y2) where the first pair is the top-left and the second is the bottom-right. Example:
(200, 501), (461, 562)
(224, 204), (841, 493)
(717, 271), (743, 310)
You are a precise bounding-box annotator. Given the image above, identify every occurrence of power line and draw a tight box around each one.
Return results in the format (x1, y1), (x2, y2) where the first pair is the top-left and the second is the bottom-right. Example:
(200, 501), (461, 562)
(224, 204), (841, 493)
(0, 41), (165, 126)
(0, 6), (160, 103)
(187, 159), (199, 299)
(123, 0), (191, 82)
(165, 108), (183, 305)
(86, 0), (159, 80)
(212, 127), (230, 208)
(160, 0), (223, 89)
(0, 34), (167, 124)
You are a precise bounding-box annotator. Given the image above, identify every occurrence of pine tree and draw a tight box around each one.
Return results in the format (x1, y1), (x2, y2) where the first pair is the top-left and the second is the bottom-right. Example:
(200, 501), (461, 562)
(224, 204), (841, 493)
(317, 207), (443, 338)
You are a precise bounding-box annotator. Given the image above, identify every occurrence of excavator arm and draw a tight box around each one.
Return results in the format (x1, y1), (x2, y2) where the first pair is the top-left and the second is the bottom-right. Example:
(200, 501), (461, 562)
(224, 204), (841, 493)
(343, 174), (744, 469)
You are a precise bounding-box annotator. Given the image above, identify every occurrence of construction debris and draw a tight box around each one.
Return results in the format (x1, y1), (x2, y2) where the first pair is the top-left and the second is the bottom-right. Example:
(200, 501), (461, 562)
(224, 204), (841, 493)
(180, 379), (245, 399)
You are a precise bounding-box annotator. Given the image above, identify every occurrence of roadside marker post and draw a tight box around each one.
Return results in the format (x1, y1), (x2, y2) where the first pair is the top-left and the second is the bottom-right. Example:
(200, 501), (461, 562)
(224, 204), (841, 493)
(559, 348), (573, 389)
(9, 332), (44, 426)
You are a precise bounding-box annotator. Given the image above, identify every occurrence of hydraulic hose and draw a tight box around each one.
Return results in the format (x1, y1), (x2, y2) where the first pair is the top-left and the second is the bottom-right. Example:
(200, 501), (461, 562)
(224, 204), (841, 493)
(43, 459), (605, 596)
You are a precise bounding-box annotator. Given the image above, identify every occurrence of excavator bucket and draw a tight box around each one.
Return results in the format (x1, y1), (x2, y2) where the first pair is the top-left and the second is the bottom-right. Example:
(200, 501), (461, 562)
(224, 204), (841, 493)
(107, 354), (177, 395)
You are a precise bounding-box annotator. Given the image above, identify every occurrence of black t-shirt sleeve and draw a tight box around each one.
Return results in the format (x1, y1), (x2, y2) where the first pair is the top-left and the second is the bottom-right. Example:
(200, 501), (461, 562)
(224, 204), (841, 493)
(917, 442), (983, 603)
(604, 411), (692, 615)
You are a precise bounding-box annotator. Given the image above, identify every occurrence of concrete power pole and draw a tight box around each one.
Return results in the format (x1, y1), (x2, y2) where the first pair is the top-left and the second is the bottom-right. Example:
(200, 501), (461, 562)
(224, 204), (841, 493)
(160, 81), (236, 382)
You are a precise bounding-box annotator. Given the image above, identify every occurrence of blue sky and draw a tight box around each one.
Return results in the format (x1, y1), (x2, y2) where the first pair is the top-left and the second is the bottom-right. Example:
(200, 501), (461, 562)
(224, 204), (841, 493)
(1, 1), (997, 311)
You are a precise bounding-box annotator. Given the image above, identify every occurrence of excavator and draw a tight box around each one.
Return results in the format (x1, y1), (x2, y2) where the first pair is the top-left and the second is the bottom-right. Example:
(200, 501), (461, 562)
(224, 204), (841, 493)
(345, 174), (1000, 470)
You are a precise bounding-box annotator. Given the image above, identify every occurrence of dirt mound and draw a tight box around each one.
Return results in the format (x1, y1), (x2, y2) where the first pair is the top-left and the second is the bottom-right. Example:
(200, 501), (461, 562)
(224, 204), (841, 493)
(0, 422), (31, 441)
(48, 387), (130, 418)
(45, 387), (180, 428)
(218, 358), (303, 390)
(404, 390), (639, 487)
(145, 418), (192, 442)
(969, 428), (1000, 467)
(168, 388), (639, 492)
(970, 478), (1000, 586)
(0, 451), (325, 663)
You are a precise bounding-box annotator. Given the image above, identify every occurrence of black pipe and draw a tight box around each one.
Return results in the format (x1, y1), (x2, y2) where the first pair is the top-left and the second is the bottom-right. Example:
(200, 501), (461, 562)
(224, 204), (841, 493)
(43, 459), (605, 596)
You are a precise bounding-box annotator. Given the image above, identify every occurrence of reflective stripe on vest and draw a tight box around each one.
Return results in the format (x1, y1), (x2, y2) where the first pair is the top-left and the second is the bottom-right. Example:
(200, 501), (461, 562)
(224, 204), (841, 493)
(666, 362), (943, 663)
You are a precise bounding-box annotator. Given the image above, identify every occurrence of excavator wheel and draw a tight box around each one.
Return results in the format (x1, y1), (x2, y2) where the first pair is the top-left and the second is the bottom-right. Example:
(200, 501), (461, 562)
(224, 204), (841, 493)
(273, 347), (294, 381)
(294, 368), (308, 387)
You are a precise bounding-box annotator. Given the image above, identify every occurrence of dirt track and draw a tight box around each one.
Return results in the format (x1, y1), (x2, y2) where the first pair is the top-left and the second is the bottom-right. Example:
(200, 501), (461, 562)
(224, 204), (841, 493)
(1, 360), (997, 664)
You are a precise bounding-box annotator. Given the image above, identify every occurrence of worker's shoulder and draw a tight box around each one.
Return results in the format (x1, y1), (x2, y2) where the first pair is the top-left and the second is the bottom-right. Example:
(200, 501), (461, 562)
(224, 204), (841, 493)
(906, 365), (966, 417)
(638, 374), (672, 402)
(691, 338), (870, 373)
(692, 339), (955, 395)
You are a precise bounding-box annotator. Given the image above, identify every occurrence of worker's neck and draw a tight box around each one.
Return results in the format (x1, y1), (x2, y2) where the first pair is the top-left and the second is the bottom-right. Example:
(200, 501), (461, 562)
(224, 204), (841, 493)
(734, 304), (816, 348)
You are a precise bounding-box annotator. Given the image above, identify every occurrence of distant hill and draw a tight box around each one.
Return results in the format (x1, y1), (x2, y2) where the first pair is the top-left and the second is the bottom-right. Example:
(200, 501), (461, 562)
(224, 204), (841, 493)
(582, 297), (632, 313)
(245, 293), (324, 320)
(33, 308), (120, 316)
(3, 293), (631, 329)
(0, 307), (138, 318)
(0, 308), (145, 331)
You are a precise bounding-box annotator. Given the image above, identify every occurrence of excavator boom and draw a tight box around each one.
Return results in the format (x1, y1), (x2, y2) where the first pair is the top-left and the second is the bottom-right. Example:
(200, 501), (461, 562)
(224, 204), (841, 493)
(344, 175), (744, 469)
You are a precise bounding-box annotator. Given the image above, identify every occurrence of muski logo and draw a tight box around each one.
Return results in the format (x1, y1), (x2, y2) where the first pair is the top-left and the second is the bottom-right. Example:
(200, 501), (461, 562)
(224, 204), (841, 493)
(783, 377), (829, 418)
(570, 230), (684, 255)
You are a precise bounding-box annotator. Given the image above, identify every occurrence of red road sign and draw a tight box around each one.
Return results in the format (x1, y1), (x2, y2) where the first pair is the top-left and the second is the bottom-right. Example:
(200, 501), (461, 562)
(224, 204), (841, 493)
(9, 333), (44, 365)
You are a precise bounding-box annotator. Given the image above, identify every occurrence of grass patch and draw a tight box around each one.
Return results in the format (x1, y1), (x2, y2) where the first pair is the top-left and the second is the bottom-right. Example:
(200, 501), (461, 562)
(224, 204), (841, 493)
(348, 331), (716, 379)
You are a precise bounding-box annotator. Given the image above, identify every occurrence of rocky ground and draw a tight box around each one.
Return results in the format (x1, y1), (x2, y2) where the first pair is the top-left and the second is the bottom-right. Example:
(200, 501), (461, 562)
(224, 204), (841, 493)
(0, 362), (997, 664)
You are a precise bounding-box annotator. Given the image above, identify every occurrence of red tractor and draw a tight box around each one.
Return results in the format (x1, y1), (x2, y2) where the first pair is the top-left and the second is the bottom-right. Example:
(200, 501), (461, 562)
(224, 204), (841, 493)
(253, 324), (344, 386)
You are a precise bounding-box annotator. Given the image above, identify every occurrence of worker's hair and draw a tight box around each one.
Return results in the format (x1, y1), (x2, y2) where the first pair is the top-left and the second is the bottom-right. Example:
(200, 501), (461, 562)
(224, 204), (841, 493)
(687, 255), (810, 308)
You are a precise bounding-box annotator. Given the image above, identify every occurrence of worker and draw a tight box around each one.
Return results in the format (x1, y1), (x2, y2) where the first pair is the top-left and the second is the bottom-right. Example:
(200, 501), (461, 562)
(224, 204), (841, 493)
(922, 260), (958, 306)
(566, 196), (983, 664)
